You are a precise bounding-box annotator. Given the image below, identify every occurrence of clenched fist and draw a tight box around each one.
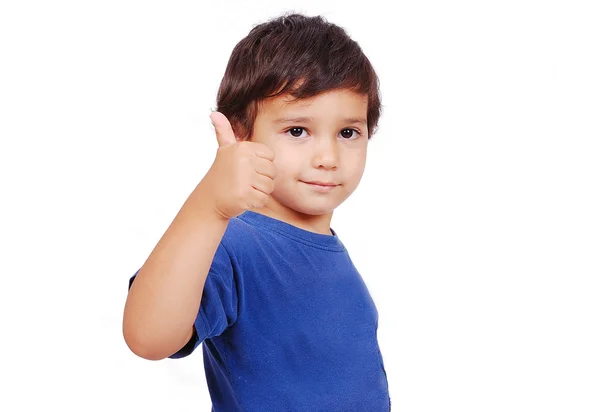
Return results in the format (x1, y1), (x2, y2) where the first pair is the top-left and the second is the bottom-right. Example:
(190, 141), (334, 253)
(202, 111), (277, 220)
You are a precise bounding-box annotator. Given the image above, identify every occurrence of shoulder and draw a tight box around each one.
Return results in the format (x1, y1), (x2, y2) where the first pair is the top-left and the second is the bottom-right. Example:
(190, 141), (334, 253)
(222, 215), (257, 244)
(219, 214), (265, 257)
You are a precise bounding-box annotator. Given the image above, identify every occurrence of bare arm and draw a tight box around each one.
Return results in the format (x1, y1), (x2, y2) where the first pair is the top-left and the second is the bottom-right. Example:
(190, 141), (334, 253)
(122, 180), (229, 361)
(122, 111), (276, 361)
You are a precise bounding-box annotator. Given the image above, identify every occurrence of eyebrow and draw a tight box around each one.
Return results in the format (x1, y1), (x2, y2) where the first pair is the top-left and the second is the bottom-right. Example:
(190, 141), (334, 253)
(273, 116), (367, 126)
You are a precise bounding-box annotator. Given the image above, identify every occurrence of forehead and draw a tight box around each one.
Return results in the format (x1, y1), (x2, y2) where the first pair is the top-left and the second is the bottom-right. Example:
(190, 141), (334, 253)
(258, 88), (368, 119)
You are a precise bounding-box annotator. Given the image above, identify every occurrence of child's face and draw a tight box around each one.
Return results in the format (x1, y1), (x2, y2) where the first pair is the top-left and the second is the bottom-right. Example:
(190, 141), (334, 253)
(249, 88), (369, 222)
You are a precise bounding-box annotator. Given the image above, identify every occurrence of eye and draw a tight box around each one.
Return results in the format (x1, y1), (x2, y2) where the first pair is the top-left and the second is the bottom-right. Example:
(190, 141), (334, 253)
(340, 128), (362, 140)
(283, 127), (363, 140)
(285, 127), (307, 139)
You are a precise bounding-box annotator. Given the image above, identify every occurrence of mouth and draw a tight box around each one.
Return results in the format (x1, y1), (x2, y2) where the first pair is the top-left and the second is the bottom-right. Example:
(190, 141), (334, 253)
(302, 180), (338, 187)
(301, 180), (340, 192)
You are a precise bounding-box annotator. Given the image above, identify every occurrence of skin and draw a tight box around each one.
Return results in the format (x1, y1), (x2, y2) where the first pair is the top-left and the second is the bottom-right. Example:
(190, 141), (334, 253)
(123, 88), (370, 360)
(245, 88), (370, 235)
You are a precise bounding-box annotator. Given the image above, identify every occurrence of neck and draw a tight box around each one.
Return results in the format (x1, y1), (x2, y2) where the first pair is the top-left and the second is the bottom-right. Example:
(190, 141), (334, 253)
(248, 202), (334, 236)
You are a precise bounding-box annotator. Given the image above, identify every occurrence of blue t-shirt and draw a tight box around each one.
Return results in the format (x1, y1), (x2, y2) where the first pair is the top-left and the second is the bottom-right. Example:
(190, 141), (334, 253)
(129, 210), (390, 411)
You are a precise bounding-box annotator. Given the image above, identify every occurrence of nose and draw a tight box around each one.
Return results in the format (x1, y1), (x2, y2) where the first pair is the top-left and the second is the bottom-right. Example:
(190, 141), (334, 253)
(312, 137), (339, 170)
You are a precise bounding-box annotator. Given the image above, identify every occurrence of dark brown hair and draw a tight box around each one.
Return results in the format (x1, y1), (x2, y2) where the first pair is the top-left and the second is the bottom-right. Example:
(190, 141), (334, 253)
(214, 12), (382, 140)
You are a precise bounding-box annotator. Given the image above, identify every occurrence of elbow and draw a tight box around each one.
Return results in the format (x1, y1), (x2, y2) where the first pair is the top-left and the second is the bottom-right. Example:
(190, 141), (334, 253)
(122, 304), (193, 360)
(128, 345), (166, 361)
(123, 330), (166, 361)
(122, 320), (169, 361)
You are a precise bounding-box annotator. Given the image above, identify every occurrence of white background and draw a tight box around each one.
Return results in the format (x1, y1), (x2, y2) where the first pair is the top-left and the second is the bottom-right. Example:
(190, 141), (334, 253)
(1, 0), (599, 410)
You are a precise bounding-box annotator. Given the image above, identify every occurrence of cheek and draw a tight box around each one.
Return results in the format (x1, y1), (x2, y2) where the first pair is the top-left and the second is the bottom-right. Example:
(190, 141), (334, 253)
(271, 164), (294, 193)
(273, 152), (303, 179)
(344, 150), (367, 178)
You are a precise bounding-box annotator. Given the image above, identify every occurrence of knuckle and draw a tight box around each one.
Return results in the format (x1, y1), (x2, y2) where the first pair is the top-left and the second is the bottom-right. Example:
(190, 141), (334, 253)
(258, 192), (268, 205)
(239, 141), (253, 151)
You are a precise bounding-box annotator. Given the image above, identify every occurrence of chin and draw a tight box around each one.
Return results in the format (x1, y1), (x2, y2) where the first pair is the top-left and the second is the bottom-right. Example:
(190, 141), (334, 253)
(297, 207), (335, 216)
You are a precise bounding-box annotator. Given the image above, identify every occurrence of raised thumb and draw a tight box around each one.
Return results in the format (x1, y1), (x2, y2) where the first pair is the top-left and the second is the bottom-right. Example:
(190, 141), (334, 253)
(210, 111), (237, 147)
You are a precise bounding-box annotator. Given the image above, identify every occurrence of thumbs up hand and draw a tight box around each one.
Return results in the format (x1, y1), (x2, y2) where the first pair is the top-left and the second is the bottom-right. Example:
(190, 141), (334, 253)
(202, 111), (277, 220)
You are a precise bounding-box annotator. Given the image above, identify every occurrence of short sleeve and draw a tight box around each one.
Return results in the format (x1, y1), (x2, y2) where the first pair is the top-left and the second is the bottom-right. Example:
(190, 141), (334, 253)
(127, 240), (238, 359)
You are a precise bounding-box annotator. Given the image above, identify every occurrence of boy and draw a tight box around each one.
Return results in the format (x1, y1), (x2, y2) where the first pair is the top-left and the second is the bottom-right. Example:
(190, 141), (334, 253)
(123, 12), (390, 411)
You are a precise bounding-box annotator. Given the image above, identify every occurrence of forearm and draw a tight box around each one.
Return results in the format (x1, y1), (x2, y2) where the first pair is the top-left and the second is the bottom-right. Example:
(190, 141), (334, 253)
(122, 180), (229, 360)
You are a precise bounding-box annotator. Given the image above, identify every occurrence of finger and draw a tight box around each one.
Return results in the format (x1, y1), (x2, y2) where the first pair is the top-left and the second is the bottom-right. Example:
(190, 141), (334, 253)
(252, 143), (275, 161)
(251, 173), (275, 195)
(248, 188), (269, 208)
(251, 157), (277, 179)
(251, 190), (269, 207)
(210, 111), (237, 147)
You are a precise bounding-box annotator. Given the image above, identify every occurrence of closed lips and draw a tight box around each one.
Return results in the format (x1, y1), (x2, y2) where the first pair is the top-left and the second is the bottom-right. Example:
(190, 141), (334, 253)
(303, 181), (337, 186)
